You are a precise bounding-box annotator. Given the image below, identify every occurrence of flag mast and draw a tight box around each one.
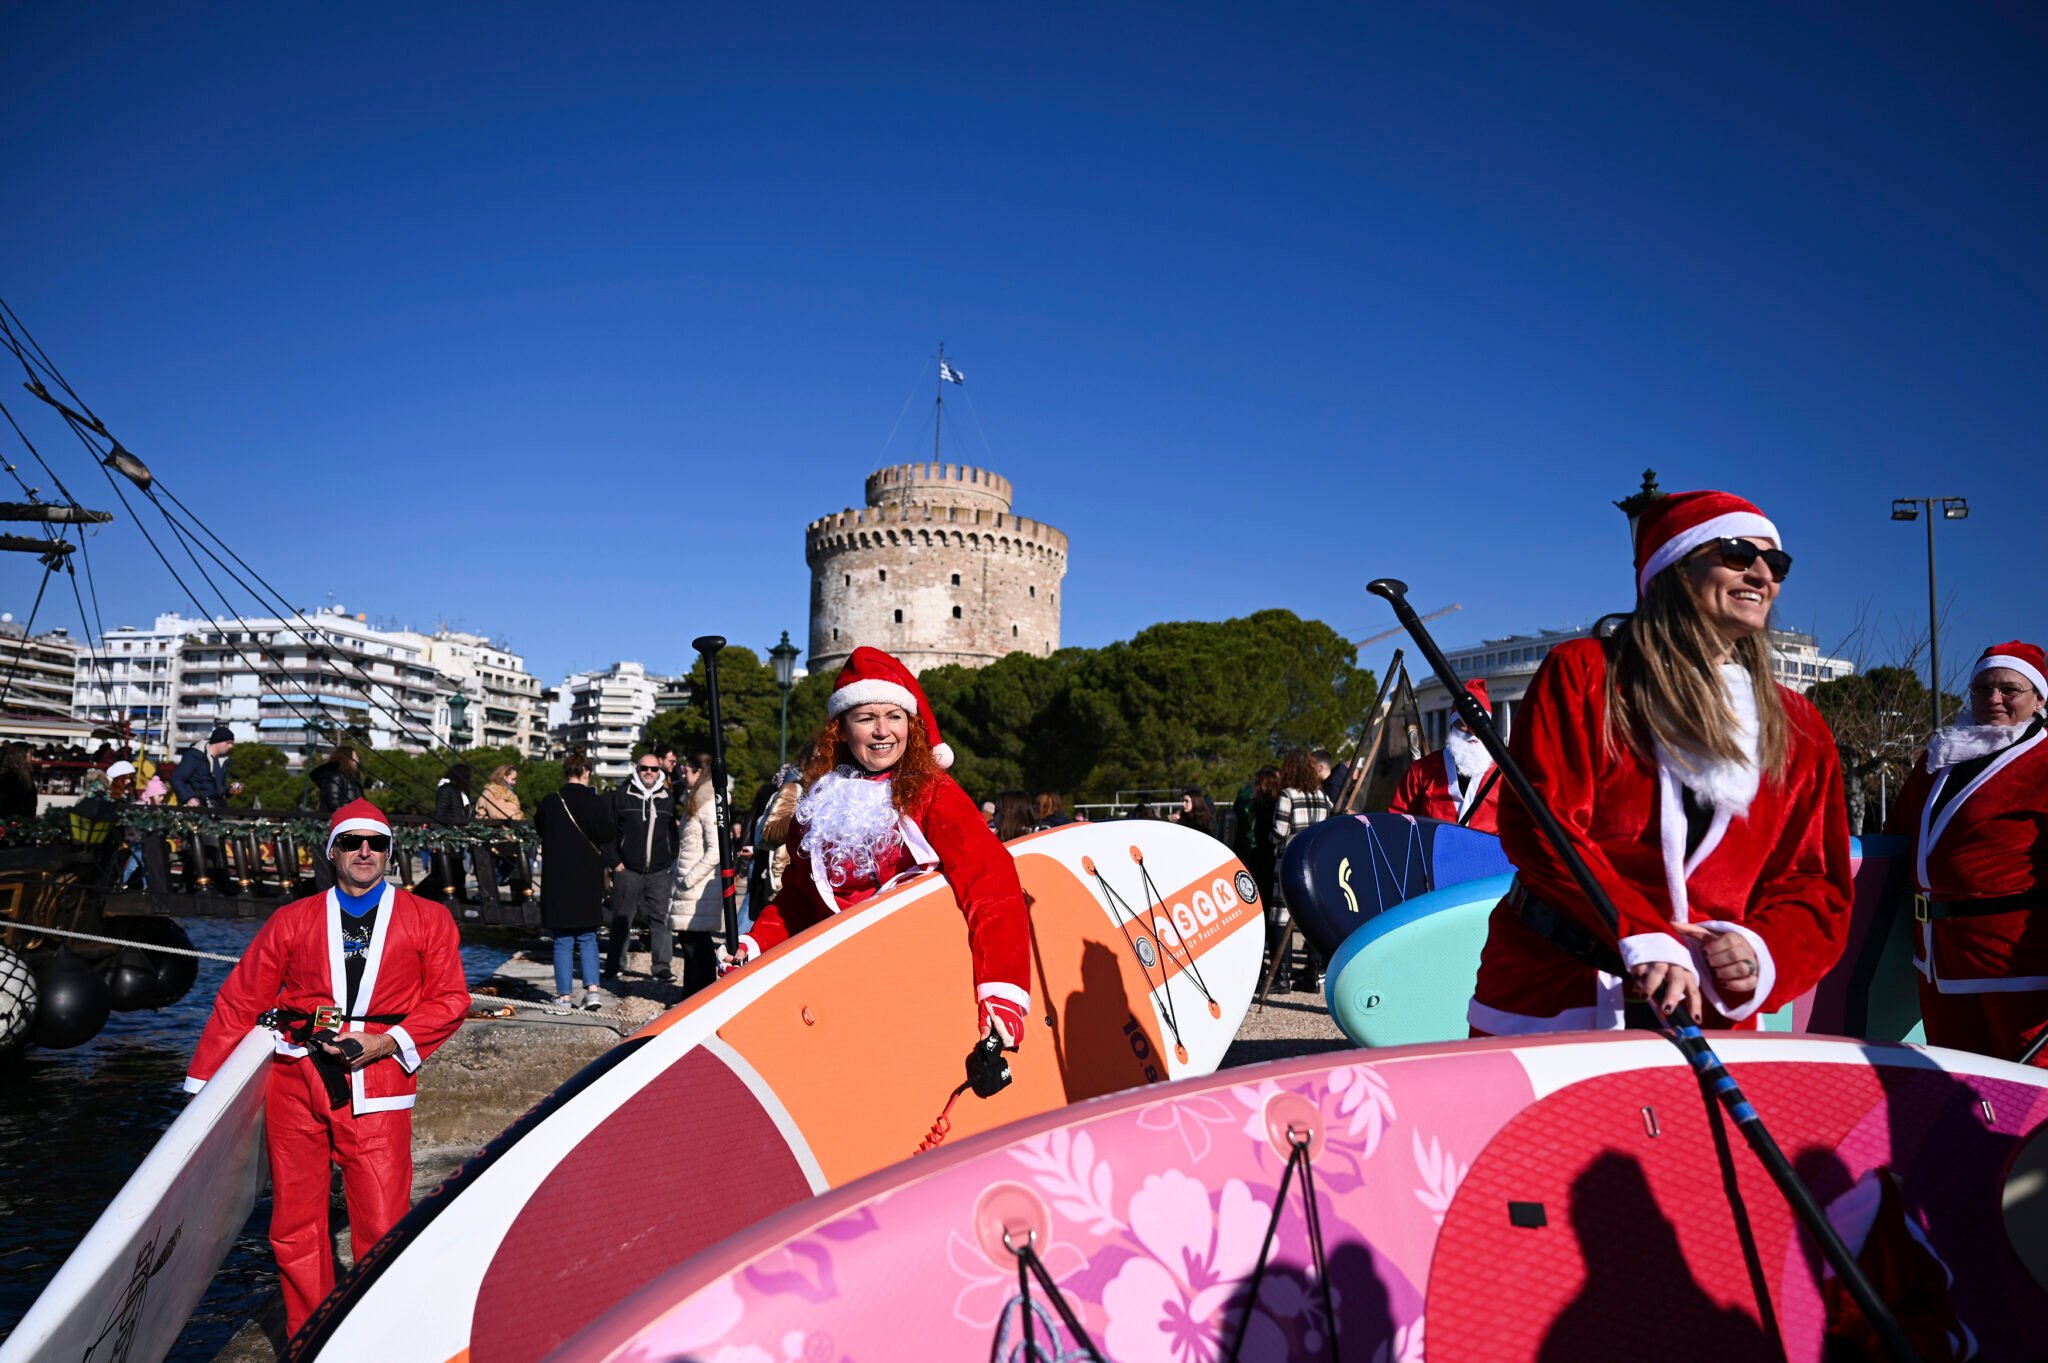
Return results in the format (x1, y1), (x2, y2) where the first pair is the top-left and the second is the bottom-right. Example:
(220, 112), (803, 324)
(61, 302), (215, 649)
(933, 341), (946, 461)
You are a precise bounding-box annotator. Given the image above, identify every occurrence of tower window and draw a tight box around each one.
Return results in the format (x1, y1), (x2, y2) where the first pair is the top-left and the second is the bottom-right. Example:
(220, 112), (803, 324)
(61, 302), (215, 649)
(844, 574), (850, 586)
(1029, 586), (1036, 597)
(879, 570), (887, 582)
(894, 609), (903, 623)
(952, 606), (962, 619)
(833, 629), (839, 641)
(1012, 625), (1019, 637)
(951, 573), (960, 586)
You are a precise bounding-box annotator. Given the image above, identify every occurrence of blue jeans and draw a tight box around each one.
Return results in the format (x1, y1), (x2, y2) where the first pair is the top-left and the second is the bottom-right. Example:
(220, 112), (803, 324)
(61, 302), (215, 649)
(552, 931), (600, 996)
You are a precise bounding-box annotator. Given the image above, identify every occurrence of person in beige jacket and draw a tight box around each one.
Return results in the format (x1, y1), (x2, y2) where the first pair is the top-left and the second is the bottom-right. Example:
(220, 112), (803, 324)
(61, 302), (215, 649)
(667, 766), (723, 997)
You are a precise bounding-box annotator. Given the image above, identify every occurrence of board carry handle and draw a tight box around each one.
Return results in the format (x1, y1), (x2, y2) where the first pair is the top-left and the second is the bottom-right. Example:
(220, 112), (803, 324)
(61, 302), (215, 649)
(1364, 577), (1924, 1363)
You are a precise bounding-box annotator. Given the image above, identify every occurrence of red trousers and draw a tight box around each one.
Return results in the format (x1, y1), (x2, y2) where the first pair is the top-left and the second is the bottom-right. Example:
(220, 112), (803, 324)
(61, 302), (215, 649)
(265, 1058), (413, 1336)
(1918, 980), (2048, 1068)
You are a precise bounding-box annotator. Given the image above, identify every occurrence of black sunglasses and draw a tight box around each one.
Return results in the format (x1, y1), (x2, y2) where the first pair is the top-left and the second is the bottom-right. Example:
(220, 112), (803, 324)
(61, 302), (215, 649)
(1709, 537), (1793, 583)
(635, 765), (662, 774)
(334, 833), (391, 853)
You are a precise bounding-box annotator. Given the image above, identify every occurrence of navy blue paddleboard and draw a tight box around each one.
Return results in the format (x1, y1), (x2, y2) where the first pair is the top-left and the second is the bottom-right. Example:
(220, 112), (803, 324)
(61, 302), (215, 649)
(1280, 812), (1512, 959)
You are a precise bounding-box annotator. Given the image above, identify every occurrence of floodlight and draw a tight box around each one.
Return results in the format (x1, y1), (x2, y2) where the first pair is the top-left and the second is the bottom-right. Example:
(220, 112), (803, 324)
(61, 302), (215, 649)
(1890, 499), (1919, 521)
(1941, 498), (1969, 519)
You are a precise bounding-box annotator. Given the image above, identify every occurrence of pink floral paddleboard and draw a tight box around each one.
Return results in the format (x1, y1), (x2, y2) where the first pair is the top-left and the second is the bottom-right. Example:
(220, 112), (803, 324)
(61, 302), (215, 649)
(548, 1033), (2048, 1363)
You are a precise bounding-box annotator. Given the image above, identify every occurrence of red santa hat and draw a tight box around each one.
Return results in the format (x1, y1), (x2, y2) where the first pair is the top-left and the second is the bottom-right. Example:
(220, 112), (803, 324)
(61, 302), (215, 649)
(828, 646), (953, 769)
(1972, 641), (2047, 699)
(326, 797), (392, 856)
(1463, 677), (1492, 715)
(1634, 490), (1782, 596)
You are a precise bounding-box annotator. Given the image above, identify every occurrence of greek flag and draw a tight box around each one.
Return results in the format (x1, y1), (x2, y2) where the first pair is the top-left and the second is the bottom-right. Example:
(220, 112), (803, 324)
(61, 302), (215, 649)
(939, 361), (965, 385)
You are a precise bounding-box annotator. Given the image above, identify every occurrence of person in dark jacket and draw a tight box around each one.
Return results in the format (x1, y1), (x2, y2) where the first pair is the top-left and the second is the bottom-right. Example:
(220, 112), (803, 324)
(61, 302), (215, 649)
(433, 763), (474, 825)
(534, 750), (617, 1009)
(415, 763), (475, 900)
(0, 742), (36, 819)
(171, 726), (237, 808)
(603, 754), (679, 980)
(307, 744), (363, 817)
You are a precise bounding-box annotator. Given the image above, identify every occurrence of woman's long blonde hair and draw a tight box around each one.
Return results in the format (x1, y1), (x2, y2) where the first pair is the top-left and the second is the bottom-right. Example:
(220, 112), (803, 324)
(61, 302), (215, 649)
(684, 771), (715, 817)
(1603, 564), (1789, 778)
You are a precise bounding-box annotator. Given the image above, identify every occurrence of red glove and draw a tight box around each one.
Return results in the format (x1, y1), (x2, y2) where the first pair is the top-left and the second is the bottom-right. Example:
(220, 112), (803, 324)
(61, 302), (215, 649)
(718, 943), (752, 978)
(977, 995), (1027, 1051)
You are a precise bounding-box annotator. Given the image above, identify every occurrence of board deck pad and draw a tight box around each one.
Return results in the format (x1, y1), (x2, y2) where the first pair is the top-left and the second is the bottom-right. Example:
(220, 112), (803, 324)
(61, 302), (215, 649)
(544, 1035), (2048, 1363)
(1281, 813), (1510, 959)
(300, 820), (1263, 1363)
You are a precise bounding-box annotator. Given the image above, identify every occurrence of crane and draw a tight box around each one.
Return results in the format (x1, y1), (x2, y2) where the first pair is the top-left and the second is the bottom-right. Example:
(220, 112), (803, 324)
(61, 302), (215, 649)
(1354, 602), (1460, 648)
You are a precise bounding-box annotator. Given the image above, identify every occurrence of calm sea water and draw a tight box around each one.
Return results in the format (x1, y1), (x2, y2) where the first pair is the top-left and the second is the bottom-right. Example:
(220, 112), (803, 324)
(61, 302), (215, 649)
(0, 919), (511, 1359)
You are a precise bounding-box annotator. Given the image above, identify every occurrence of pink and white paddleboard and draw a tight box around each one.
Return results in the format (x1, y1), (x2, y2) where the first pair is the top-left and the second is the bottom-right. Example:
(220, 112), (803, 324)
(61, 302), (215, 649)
(549, 1033), (2048, 1363)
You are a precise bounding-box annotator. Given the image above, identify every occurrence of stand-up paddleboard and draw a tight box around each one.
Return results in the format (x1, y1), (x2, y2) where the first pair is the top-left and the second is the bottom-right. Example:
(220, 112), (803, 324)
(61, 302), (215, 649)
(546, 1033), (2048, 1363)
(1, 1027), (272, 1363)
(297, 819), (1264, 1363)
(1327, 839), (1925, 1048)
(1281, 813), (1510, 960)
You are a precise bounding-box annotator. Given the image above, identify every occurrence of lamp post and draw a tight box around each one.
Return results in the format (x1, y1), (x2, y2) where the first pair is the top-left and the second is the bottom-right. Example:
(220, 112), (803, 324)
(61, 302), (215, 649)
(769, 631), (801, 767)
(1891, 495), (1969, 734)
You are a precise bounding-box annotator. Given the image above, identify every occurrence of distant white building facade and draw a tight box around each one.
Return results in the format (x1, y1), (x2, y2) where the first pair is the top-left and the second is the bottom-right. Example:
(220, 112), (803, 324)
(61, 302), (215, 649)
(72, 613), (189, 749)
(400, 628), (545, 759)
(1414, 625), (1855, 748)
(0, 617), (81, 719)
(554, 662), (665, 782)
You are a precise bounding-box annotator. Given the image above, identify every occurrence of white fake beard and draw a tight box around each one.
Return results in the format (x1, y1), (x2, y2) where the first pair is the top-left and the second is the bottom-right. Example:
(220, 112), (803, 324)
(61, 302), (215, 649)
(1446, 726), (1493, 780)
(1656, 663), (1761, 814)
(796, 766), (902, 883)
(1927, 721), (2034, 771)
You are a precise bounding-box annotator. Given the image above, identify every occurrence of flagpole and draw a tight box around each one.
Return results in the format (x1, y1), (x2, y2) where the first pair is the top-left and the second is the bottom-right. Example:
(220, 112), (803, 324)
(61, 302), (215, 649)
(933, 341), (945, 461)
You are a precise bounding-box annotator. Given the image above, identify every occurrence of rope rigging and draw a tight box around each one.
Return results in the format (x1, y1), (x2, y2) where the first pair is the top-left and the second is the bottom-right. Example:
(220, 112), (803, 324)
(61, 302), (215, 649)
(1223, 1126), (1338, 1363)
(994, 1229), (1106, 1363)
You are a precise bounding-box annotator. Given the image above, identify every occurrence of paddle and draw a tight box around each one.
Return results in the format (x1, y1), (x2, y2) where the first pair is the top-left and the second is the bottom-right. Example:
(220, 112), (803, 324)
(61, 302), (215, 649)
(691, 635), (741, 956)
(1366, 577), (1922, 1363)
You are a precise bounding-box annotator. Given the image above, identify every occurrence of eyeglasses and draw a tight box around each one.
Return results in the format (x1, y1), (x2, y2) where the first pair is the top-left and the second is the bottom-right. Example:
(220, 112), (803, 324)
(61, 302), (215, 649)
(1707, 537), (1793, 583)
(635, 765), (662, 774)
(1970, 682), (2036, 700)
(334, 833), (391, 853)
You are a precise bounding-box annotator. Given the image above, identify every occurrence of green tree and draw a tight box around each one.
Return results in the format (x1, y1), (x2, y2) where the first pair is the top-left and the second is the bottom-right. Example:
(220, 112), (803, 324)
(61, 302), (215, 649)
(227, 743), (306, 811)
(1808, 666), (1950, 833)
(640, 645), (815, 806)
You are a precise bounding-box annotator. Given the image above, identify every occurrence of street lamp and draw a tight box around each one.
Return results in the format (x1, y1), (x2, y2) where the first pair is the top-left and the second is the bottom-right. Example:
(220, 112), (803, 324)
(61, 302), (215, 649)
(1891, 496), (1969, 734)
(769, 631), (801, 767)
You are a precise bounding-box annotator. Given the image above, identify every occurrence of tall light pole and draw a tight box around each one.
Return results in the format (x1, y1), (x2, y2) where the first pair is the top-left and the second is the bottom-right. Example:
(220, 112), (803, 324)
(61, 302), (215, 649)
(769, 631), (800, 767)
(1891, 495), (1969, 734)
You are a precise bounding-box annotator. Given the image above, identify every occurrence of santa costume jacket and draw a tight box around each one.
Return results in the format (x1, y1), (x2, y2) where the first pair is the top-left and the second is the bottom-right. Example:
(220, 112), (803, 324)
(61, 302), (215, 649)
(740, 769), (1032, 1027)
(1470, 637), (1853, 1035)
(1389, 748), (1502, 833)
(1885, 718), (2048, 991)
(185, 883), (471, 1112)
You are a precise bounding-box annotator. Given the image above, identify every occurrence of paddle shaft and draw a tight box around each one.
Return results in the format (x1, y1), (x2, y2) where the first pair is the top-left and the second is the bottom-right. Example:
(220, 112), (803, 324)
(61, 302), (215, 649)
(692, 634), (740, 954)
(1365, 578), (1923, 1363)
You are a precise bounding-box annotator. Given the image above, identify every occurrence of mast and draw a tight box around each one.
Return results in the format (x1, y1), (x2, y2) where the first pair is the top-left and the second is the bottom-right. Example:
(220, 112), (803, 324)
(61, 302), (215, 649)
(933, 341), (946, 461)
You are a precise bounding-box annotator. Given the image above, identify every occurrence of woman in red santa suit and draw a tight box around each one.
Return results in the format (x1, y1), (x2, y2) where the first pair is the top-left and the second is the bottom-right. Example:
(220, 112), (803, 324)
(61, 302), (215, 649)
(1469, 490), (1853, 1036)
(1389, 678), (1503, 833)
(727, 646), (1033, 1050)
(184, 799), (471, 1336)
(1886, 641), (2048, 1063)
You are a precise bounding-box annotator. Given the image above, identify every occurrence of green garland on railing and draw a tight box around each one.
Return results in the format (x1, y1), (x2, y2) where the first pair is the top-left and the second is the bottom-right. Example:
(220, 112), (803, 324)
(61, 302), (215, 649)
(0, 806), (537, 854)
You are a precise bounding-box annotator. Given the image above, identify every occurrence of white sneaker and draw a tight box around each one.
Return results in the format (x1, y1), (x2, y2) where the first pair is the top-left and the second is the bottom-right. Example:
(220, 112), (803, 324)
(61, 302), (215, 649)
(583, 987), (610, 1012)
(551, 994), (575, 1013)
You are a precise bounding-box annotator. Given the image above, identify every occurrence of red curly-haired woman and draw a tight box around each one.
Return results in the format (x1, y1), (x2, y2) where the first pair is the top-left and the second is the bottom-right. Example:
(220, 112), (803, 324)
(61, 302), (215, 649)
(727, 646), (1033, 1051)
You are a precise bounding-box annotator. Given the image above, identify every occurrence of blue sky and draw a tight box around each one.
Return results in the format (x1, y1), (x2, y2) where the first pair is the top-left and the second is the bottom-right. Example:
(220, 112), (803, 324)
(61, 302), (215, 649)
(3, 2), (2042, 694)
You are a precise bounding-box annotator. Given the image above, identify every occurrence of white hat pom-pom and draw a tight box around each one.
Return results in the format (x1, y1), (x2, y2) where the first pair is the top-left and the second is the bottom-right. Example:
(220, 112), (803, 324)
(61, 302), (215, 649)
(932, 742), (954, 769)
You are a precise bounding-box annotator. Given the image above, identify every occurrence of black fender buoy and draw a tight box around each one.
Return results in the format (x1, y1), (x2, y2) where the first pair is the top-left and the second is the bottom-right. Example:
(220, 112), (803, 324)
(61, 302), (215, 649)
(30, 947), (110, 1049)
(104, 946), (160, 1012)
(0, 946), (36, 1056)
(107, 917), (200, 1008)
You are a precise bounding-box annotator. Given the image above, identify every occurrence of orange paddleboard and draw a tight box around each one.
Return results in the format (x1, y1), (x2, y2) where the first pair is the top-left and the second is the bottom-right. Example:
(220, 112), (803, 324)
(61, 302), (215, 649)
(299, 819), (1264, 1363)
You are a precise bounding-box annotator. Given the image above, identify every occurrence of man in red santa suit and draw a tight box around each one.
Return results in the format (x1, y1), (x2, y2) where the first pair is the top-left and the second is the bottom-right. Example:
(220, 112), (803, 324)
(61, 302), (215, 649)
(726, 646), (1032, 1052)
(1886, 641), (2048, 1064)
(1470, 490), (1853, 1036)
(185, 799), (471, 1336)
(1389, 678), (1503, 833)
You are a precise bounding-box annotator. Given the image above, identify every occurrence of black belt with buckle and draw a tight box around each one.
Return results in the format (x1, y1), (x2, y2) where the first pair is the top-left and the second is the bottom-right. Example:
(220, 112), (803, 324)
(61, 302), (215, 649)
(1915, 891), (2039, 923)
(1508, 877), (1627, 977)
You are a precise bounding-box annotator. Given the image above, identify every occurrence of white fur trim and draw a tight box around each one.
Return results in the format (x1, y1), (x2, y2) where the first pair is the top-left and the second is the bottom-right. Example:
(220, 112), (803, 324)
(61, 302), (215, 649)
(737, 933), (761, 960)
(829, 677), (919, 718)
(931, 741), (954, 769)
(1691, 921), (1774, 1022)
(976, 980), (1032, 1010)
(326, 814), (392, 856)
(1638, 511), (1781, 593)
(182, 1074), (206, 1094)
(388, 1024), (422, 1074)
(1618, 932), (1694, 973)
(1973, 653), (2048, 701)
(1467, 973), (1627, 1035)
(1926, 722), (2034, 770)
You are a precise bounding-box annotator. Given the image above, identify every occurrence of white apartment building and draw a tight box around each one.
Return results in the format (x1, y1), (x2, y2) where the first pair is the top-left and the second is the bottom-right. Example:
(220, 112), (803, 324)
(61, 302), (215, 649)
(399, 628), (545, 758)
(555, 662), (663, 781)
(0, 617), (80, 718)
(72, 612), (192, 750)
(1413, 625), (1855, 747)
(170, 607), (440, 761)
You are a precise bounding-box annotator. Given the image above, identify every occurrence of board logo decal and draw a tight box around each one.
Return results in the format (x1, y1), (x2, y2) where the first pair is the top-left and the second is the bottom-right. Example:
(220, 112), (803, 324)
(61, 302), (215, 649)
(1234, 871), (1259, 904)
(1134, 936), (1158, 969)
(1338, 857), (1359, 915)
